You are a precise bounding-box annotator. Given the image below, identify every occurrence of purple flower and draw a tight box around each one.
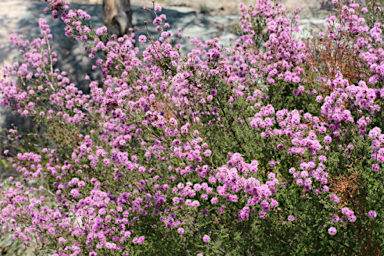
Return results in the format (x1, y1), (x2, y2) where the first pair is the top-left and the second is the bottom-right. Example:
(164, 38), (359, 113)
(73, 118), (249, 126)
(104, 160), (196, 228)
(323, 135), (332, 144)
(204, 150), (212, 157)
(270, 199), (279, 208)
(133, 236), (145, 244)
(177, 228), (184, 234)
(319, 155), (327, 162)
(368, 210), (377, 219)
(259, 211), (267, 219)
(293, 77), (301, 83)
(95, 26), (107, 35)
(330, 194), (340, 203)
(58, 237), (67, 243)
(372, 164), (380, 171)
(288, 215), (295, 221)
(341, 207), (352, 216)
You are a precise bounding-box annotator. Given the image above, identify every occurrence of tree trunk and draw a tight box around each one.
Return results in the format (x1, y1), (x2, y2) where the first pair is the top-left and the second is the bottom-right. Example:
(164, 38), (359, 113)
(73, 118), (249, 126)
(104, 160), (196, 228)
(102, 0), (132, 37)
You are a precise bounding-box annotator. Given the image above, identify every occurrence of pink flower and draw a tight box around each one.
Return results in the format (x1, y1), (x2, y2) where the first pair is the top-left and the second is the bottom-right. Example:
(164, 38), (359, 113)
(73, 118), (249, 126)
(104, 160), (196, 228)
(323, 135), (332, 144)
(203, 150), (212, 157)
(330, 194), (340, 203)
(372, 164), (380, 171)
(328, 227), (337, 235)
(368, 210), (377, 219)
(95, 26), (106, 35)
(210, 197), (218, 205)
(138, 35), (147, 43)
(202, 235), (210, 243)
(58, 237), (67, 243)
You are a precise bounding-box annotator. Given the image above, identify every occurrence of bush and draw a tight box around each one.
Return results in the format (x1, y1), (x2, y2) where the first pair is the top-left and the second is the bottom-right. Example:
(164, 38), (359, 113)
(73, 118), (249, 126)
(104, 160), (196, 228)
(1, 0), (384, 255)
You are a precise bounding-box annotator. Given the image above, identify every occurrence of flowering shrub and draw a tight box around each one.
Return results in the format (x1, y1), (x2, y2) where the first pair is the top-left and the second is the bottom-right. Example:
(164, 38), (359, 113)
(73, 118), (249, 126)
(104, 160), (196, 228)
(1, 0), (384, 255)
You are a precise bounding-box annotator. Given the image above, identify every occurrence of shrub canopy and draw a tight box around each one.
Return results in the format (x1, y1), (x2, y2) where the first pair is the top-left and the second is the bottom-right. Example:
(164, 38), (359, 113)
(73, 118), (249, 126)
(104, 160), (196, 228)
(1, 0), (384, 255)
